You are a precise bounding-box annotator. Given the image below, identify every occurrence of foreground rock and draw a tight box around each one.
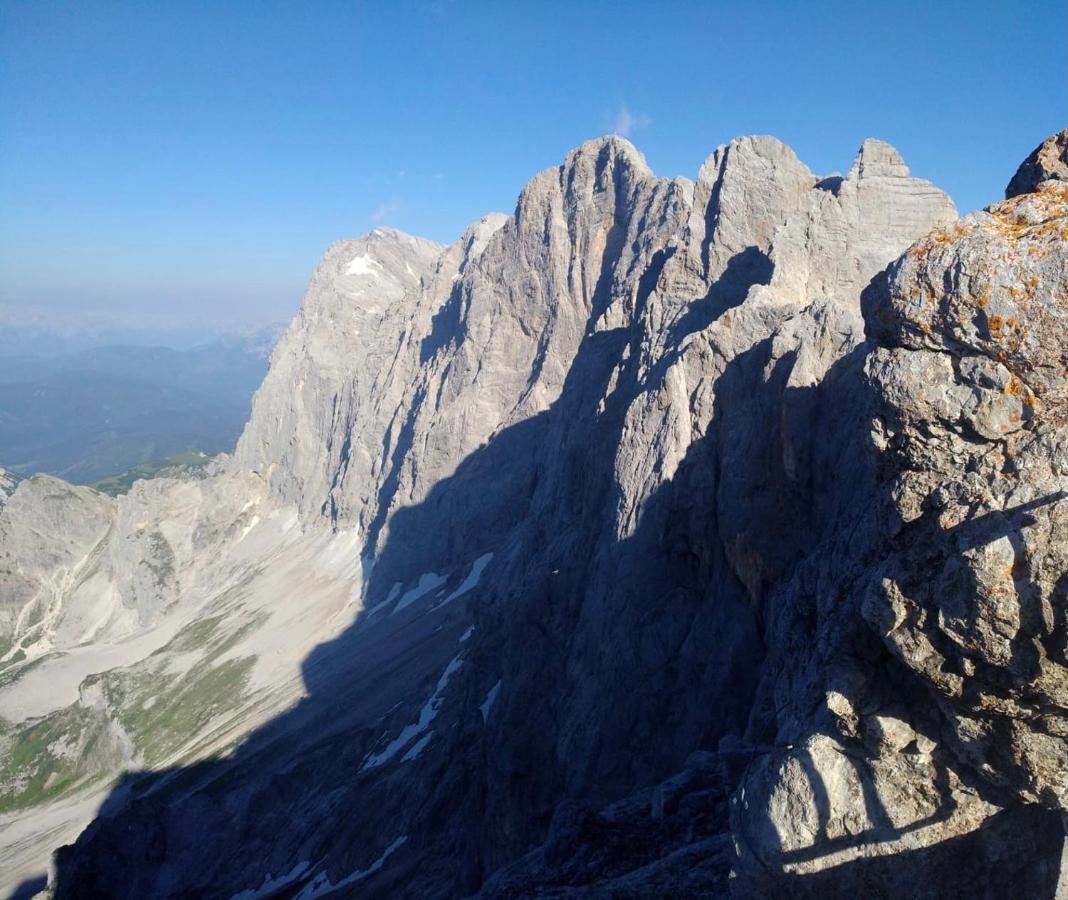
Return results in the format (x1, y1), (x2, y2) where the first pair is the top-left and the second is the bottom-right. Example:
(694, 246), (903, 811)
(866, 174), (1068, 811)
(733, 135), (1068, 897)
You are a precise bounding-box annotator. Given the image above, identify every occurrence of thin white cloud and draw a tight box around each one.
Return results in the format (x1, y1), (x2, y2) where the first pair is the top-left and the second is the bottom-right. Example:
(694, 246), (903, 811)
(420, 0), (455, 16)
(609, 103), (651, 138)
(370, 199), (403, 224)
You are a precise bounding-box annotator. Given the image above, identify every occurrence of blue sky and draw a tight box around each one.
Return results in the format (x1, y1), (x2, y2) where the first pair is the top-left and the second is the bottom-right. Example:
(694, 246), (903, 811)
(1, 0), (1064, 331)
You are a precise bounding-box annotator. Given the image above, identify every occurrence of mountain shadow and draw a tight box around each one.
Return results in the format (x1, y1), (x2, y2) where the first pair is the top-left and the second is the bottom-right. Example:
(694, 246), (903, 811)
(44, 246), (771, 898)
(44, 258), (1068, 898)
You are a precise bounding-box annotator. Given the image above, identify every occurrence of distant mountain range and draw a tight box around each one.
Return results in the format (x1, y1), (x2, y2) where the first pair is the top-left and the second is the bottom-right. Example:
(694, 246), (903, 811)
(0, 324), (284, 483)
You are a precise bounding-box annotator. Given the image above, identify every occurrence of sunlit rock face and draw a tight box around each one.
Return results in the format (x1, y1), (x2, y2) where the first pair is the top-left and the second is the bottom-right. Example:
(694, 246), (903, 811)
(4, 132), (1066, 900)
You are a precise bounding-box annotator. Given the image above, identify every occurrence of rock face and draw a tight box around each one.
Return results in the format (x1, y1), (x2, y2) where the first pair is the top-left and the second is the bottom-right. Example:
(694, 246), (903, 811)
(731, 142), (1068, 898)
(233, 227), (445, 525)
(1005, 130), (1068, 198)
(1, 132), (1064, 899)
(866, 175), (1068, 809)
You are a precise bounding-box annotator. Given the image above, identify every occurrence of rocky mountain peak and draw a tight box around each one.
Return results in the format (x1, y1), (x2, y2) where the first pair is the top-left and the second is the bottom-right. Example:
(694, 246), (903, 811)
(4, 132), (1065, 900)
(562, 133), (654, 179)
(457, 213), (509, 259)
(848, 137), (911, 179)
(1005, 128), (1068, 198)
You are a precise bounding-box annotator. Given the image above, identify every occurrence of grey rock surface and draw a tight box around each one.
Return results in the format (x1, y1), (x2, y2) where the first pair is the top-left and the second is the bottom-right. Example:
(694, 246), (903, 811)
(730, 148), (1068, 897)
(864, 175), (1068, 810)
(1005, 129), (1068, 198)
(0, 468), (18, 506)
(2, 132), (1064, 900)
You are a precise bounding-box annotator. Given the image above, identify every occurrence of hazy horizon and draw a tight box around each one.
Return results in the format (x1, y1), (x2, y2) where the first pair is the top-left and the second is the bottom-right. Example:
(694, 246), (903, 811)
(2, 0), (1064, 333)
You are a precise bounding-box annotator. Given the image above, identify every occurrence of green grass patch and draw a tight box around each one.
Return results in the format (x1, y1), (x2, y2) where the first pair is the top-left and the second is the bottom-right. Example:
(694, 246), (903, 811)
(90, 451), (215, 497)
(108, 656), (257, 766)
(143, 529), (176, 587)
(0, 705), (113, 813)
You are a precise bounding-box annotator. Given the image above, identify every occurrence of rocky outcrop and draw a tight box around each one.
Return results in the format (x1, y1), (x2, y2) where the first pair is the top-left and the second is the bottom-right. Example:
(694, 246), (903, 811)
(4, 132), (1064, 899)
(0, 467), (17, 506)
(730, 140), (1068, 897)
(865, 171), (1068, 809)
(233, 227), (444, 524)
(0, 477), (115, 660)
(1005, 129), (1068, 198)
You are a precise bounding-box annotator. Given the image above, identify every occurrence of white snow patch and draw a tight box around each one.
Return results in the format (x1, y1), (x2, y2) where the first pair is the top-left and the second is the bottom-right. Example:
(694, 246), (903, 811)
(295, 836), (408, 899)
(238, 515), (261, 542)
(480, 680), (501, 722)
(364, 582), (401, 617)
(459, 625), (474, 643)
(435, 553), (493, 608)
(360, 653), (463, 770)
(392, 572), (446, 614)
(400, 731), (434, 762)
(345, 253), (383, 277)
(231, 861), (310, 900)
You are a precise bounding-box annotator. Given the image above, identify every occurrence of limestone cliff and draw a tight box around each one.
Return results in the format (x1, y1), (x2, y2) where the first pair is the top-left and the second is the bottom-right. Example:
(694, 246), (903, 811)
(2, 131), (1065, 900)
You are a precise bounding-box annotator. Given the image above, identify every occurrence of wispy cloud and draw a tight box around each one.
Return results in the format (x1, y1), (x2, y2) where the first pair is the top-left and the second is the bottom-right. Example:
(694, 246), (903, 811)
(370, 199), (403, 224)
(420, 0), (456, 17)
(608, 103), (651, 138)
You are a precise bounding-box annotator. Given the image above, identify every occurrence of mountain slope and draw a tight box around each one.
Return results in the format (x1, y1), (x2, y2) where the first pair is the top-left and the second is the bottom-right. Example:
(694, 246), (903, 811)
(1, 131), (1065, 899)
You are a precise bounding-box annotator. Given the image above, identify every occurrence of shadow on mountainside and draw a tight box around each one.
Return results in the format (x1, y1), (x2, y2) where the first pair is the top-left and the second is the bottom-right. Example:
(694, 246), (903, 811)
(8, 877), (46, 900)
(39, 239), (760, 898)
(40, 252), (1067, 898)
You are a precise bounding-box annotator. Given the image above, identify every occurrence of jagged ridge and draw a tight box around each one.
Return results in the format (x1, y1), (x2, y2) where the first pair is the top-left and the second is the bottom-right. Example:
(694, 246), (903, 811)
(3, 131), (1065, 900)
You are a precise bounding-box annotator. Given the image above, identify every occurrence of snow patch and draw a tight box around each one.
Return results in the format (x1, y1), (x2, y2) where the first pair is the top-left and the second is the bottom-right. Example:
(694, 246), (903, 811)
(435, 553), (493, 608)
(345, 253), (383, 277)
(392, 572), (446, 614)
(238, 515), (260, 542)
(295, 836), (407, 899)
(360, 653), (463, 770)
(480, 680), (501, 722)
(364, 582), (401, 618)
(400, 731), (434, 762)
(459, 625), (474, 643)
(231, 861), (310, 900)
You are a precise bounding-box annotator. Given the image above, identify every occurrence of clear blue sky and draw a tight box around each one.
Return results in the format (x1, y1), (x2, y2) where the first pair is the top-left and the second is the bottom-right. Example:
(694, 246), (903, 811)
(1, 0), (1064, 331)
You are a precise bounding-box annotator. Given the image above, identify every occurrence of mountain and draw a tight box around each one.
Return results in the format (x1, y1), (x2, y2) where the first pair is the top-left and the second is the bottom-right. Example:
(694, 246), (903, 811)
(0, 326), (284, 483)
(0, 131), (1065, 899)
(0, 314), (287, 358)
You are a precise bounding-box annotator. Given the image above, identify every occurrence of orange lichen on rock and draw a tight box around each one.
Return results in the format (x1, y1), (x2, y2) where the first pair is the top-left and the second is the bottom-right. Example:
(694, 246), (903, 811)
(1005, 375), (1029, 398)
